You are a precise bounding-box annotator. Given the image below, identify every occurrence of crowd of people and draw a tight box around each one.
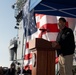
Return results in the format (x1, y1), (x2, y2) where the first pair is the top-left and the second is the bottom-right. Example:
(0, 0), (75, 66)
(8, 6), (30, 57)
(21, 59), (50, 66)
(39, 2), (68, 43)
(0, 62), (31, 75)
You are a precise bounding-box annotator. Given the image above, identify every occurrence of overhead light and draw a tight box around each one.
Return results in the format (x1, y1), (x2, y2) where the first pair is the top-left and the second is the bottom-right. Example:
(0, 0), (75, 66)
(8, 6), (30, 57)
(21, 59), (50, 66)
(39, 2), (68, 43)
(11, 3), (17, 9)
(16, 22), (19, 26)
(16, 19), (19, 26)
(14, 26), (19, 29)
(17, 62), (21, 65)
(12, 5), (15, 9)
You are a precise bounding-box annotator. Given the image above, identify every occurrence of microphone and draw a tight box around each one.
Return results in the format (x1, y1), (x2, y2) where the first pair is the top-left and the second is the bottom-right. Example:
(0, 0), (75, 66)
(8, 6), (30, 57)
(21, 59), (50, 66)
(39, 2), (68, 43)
(39, 29), (50, 32)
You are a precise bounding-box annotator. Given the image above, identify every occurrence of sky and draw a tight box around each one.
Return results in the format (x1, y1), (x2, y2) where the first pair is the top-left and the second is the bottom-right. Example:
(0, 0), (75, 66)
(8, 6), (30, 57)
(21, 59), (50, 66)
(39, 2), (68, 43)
(0, 0), (17, 67)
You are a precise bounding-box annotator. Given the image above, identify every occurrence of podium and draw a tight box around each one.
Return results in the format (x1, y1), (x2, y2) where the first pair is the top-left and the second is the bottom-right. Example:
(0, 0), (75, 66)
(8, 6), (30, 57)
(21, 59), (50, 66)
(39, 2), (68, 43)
(29, 38), (60, 75)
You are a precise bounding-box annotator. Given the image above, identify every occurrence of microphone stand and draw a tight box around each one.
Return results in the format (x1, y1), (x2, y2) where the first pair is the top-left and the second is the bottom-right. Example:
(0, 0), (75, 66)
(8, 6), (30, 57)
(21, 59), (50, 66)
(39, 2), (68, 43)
(39, 29), (49, 40)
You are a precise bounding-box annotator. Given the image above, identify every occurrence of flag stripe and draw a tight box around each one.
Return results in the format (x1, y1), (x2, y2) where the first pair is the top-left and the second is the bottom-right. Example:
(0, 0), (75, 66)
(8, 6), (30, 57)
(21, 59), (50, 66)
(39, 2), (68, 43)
(24, 59), (32, 66)
(38, 23), (59, 32)
(24, 53), (32, 60)
(35, 14), (45, 19)
(24, 65), (32, 70)
(36, 15), (57, 28)
(26, 42), (29, 48)
(42, 32), (58, 41)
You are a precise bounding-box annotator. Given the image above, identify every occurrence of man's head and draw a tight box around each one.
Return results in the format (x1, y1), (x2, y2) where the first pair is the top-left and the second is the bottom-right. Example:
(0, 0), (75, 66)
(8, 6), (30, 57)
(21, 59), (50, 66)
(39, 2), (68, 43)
(10, 62), (16, 69)
(58, 17), (66, 30)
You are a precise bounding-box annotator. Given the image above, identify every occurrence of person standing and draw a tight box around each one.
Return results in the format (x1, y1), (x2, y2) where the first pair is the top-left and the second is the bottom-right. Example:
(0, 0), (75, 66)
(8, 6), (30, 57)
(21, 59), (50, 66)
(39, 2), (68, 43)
(6, 63), (16, 75)
(52, 17), (75, 75)
(0, 66), (4, 75)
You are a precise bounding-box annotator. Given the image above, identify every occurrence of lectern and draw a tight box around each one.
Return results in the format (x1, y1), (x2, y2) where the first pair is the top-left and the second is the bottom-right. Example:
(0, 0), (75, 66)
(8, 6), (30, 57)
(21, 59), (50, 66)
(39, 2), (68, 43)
(29, 38), (60, 75)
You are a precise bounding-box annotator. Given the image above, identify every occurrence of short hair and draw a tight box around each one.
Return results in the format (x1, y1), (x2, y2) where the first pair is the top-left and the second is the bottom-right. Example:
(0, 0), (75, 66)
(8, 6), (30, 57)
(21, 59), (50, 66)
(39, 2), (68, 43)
(11, 62), (15, 67)
(59, 18), (66, 23)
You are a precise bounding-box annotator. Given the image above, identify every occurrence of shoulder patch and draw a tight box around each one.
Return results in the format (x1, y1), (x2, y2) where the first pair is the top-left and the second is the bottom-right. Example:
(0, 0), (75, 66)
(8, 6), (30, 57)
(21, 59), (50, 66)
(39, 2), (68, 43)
(67, 32), (70, 35)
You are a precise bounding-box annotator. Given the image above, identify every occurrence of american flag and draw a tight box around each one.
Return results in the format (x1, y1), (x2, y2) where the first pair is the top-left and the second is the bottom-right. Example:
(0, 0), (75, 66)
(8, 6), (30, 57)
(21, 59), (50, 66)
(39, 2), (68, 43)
(23, 0), (38, 70)
(23, 0), (76, 70)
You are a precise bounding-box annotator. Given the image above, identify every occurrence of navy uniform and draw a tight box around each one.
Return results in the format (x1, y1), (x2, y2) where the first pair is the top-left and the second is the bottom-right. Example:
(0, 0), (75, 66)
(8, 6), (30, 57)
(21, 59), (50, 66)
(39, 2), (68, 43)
(56, 26), (75, 75)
